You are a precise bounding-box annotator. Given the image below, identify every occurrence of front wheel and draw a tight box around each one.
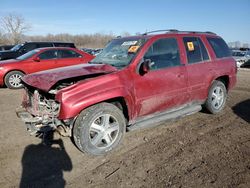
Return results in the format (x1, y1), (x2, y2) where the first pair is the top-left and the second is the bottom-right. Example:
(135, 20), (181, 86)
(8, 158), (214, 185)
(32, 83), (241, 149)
(73, 103), (126, 155)
(205, 80), (227, 114)
(4, 71), (25, 89)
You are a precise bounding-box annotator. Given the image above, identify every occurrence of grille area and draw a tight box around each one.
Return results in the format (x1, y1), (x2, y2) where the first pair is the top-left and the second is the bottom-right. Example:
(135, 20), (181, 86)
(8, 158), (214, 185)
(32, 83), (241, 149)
(23, 89), (60, 117)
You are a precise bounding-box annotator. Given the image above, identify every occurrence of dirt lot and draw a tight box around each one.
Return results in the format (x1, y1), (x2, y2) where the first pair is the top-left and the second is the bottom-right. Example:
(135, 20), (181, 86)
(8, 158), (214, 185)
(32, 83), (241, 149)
(0, 69), (249, 188)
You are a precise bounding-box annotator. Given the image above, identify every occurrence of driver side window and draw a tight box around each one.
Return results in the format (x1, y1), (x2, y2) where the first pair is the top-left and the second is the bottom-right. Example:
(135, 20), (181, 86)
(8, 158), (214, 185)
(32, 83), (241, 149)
(144, 38), (181, 70)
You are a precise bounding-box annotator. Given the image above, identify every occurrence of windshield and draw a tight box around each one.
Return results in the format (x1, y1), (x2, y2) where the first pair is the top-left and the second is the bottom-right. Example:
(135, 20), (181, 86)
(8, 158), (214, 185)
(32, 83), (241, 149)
(11, 44), (23, 51)
(16, 49), (40, 60)
(90, 37), (147, 68)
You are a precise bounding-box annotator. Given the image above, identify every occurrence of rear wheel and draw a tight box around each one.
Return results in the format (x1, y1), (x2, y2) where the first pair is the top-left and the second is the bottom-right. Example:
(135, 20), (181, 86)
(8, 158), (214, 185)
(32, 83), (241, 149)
(205, 80), (227, 114)
(4, 71), (24, 89)
(73, 102), (126, 155)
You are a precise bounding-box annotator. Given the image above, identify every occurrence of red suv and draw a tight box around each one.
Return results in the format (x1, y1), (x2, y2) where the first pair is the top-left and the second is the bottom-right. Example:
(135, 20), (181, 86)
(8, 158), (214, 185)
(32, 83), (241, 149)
(16, 30), (237, 155)
(0, 47), (94, 89)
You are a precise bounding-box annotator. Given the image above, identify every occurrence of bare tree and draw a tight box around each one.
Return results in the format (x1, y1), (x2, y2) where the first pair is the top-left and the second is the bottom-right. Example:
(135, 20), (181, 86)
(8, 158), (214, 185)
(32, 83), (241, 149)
(1, 13), (31, 44)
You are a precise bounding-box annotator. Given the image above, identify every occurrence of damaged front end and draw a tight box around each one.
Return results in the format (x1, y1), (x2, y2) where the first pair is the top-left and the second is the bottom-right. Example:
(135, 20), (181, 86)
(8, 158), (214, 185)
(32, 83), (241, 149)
(16, 86), (72, 136)
(16, 63), (118, 136)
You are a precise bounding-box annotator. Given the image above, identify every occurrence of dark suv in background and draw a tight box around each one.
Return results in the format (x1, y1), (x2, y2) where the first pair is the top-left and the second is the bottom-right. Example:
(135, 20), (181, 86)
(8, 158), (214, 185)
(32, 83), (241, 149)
(0, 45), (15, 51)
(0, 42), (76, 60)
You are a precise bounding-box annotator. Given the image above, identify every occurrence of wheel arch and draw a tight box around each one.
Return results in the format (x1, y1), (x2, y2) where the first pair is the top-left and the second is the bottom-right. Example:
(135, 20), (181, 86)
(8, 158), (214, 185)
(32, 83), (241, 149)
(214, 75), (229, 91)
(58, 88), (134, 122)
(104, 97), (129, 122)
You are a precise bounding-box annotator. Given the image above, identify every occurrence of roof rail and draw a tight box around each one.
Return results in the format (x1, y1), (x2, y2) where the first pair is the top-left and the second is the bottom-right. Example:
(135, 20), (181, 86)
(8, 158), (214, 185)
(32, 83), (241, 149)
(142, 29), (179, 35)
(142, 29), (216, 35)
(179, 31), (216, 35)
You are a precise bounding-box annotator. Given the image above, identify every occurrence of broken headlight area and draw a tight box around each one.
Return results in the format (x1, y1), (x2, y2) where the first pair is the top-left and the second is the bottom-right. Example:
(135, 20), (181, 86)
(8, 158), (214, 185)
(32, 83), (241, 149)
(22, 88), (60, 117)
(17, 87), (64, 135)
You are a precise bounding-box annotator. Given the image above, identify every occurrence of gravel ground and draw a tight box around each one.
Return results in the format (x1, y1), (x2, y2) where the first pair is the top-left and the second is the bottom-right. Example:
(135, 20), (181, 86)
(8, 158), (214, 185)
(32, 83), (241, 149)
(0, 69), (249, 188)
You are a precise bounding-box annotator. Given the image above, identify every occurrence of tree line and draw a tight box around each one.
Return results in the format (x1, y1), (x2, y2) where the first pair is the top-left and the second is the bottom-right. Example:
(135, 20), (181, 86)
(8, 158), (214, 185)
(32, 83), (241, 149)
(0, 13), (115, 48)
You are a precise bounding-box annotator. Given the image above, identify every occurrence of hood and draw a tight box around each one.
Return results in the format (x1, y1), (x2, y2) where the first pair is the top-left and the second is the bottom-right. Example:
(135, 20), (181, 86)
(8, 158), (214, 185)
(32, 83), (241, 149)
(22, 63), (117, 91)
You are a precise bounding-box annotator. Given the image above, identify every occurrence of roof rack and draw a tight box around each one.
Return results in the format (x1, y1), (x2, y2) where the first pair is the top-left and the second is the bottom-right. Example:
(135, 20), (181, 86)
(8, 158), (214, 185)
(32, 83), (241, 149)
(142, 29), (178, 35)
(142, 29), (216, 35)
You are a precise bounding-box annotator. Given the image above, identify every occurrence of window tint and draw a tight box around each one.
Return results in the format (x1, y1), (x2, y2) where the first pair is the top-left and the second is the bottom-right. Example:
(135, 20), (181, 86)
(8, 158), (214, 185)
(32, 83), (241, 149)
(38, 50), (57, 60)
(58, 50), (82, 58)
(183, 37), (202, 64)
(198, 38), (209, 61)
(207, 37), (231, 58)
(37, 43), (53, 48)
(144, 38), (180, 70)
(22, 43), (37, 52)
(54, 43), (75, 48)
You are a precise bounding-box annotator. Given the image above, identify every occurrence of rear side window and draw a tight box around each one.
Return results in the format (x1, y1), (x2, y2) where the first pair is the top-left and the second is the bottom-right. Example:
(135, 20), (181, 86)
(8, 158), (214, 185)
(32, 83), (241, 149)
(198, 38), (209, 61)
(144, 38), (181, 70)
(38, 50), (57, 60)
(207, 37), (231, 58)
(57, 50), (82, 58)
(183, 37), (209, 64)
(54, 43), (75, 48)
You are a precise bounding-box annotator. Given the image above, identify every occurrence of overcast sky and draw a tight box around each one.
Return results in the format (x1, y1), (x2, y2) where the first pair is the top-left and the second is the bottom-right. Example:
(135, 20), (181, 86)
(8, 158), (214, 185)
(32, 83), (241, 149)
(1, 0), (250, 43)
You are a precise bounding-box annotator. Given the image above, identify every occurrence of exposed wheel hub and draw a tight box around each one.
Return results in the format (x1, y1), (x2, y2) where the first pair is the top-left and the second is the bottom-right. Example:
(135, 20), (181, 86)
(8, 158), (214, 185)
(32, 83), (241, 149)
(211, 86), (224, 109)
(9, 74), (22, 88)
(89, 114), (119, 149)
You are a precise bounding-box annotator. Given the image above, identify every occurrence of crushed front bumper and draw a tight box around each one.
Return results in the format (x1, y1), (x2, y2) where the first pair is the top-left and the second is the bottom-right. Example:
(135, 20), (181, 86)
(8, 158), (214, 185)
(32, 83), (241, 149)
(16, 107), (58, 135)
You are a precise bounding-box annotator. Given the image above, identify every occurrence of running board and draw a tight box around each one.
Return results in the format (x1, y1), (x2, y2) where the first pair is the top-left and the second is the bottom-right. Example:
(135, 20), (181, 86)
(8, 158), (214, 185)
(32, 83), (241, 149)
(127, 104), (202, 131)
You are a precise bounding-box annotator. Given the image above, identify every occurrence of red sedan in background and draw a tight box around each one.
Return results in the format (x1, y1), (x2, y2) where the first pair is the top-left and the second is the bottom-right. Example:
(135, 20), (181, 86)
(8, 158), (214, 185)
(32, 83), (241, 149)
(0, 47), (94, 89)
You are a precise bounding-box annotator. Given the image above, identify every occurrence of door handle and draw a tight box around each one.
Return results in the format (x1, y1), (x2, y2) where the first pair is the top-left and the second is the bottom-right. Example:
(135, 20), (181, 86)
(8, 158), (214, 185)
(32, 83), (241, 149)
(176, 74), (184, 78)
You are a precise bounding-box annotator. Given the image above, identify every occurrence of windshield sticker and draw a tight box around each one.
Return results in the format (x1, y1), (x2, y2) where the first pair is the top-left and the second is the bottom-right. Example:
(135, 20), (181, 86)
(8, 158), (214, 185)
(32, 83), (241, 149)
(122, 41), (138, 46)
(187, 42), (194, 51)
(128, 45), (140, 53)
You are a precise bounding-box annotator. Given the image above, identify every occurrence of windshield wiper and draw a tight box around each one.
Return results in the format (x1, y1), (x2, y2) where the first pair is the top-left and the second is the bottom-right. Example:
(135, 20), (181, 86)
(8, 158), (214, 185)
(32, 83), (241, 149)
(89, 61), (126, 68)
(89, 61), (104, 64)
(109, 63), (127, 67)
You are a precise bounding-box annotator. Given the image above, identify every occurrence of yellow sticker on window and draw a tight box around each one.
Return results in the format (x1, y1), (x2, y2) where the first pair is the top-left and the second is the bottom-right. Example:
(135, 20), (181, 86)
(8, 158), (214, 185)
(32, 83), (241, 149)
(187, 42), (194, 51)
(128, 45), (140, 53)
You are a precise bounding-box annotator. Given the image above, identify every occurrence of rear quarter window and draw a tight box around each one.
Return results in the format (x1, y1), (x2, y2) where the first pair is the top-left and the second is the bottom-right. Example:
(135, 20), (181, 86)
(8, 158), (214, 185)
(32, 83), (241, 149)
(207, 37), (231, 58)
(54, 43), (75, 48)
(38, 43), (53, 48)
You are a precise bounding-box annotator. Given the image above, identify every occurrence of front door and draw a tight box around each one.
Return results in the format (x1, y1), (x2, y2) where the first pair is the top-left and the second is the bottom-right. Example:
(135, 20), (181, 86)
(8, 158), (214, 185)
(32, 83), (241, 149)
(28, 49), (58, 73)
(133, 37), (189, 117)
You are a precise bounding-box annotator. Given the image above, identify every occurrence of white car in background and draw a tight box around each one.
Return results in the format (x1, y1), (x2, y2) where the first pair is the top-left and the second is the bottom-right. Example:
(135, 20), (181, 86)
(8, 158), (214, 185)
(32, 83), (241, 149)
(232, 50), (250, 67)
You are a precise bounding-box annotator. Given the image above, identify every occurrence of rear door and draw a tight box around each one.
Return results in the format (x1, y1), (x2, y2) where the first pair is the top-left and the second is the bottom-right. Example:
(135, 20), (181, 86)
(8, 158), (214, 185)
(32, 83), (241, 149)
(133, 37), (189, 117)
(183, 36), (213, 101)
(55, 49), (84, 68)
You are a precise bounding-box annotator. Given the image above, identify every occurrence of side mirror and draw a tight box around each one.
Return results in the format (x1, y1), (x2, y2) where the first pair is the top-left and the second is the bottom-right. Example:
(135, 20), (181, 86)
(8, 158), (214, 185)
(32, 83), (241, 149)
(33, 57), (40, 62)
(140, 59), (153, 75)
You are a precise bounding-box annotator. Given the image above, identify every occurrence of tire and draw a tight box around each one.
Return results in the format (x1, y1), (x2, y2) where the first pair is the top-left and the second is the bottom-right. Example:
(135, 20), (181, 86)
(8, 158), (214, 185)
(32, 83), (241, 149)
(205, 80), (227, 114)
(4, 71), (25, 89)
(73, 102), (126, 155)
